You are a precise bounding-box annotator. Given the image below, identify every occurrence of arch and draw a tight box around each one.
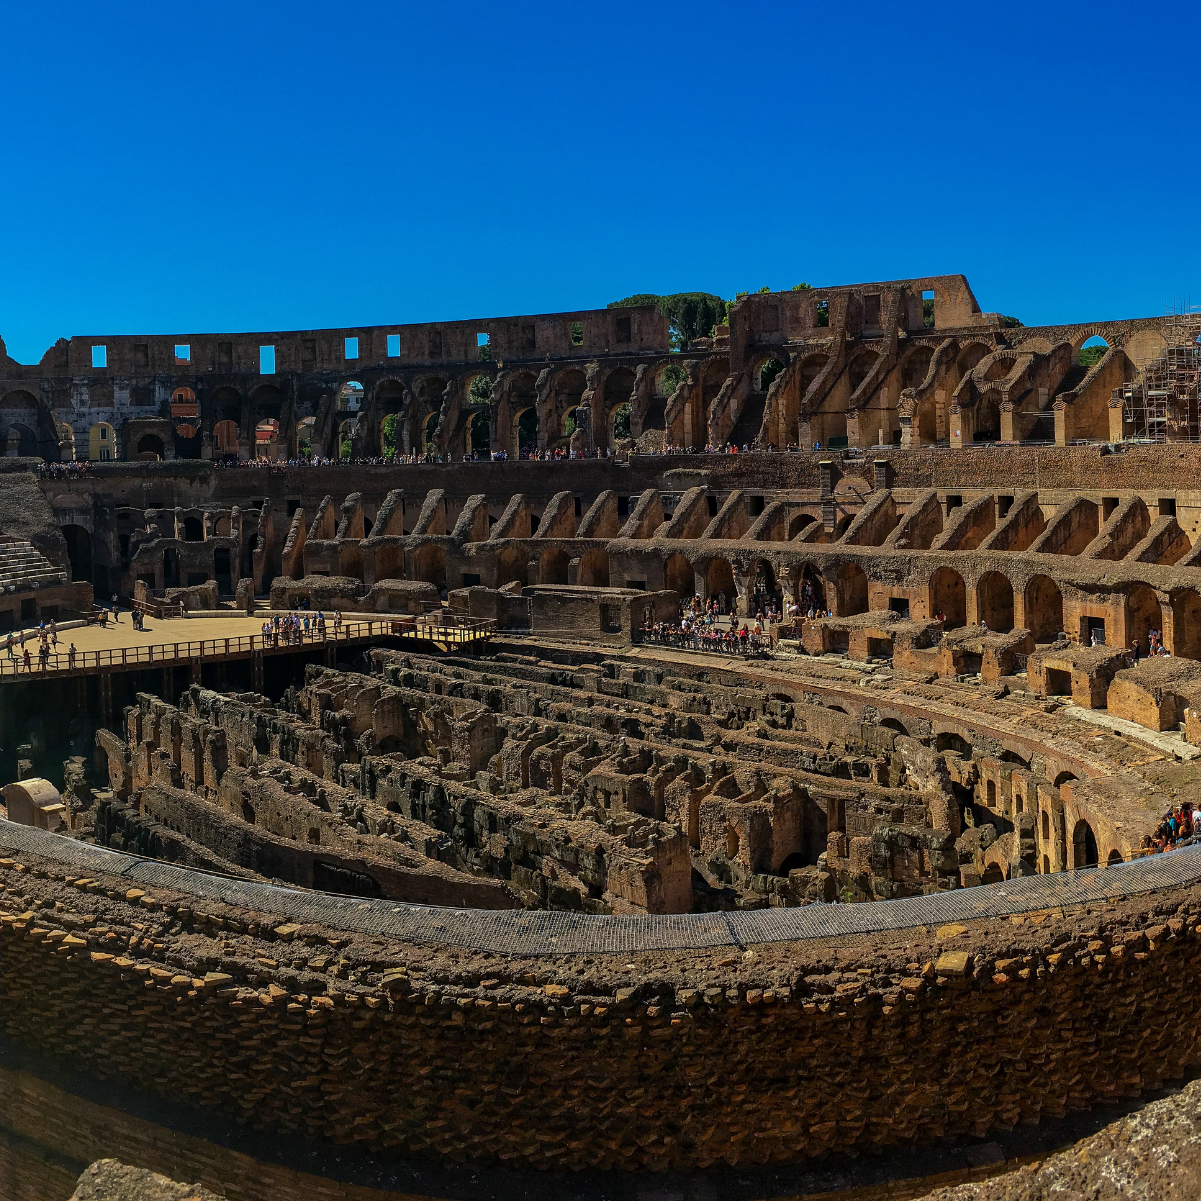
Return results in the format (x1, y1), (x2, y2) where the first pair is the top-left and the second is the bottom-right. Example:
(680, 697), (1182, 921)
(1172, 590), (1201, 661)
(930, 567), (967, 628)
(664, 553), (694, 598)
(467, 410), (490, 456)
(515, 408), (540, 458)
(750, 560), (778, 613)
(414, 544), (446, 590)
(1126, 585), (1162, 655)
(755, 358), (785, 392)
(61, 525), (92, 584)
(137, 434), (164, 461)
(956, 342), (991, 375)
(847, 349), (878, 394)
(182, 516), (204, 543)
(0, 389), (38, 411)
(936, 732), (972, 756)
(1107, 848), (1124, 865)
(879, 717), (908, 735)
(213, 419), (239, 457)
(1078, 334), (1110, 368)
(337, 381), (364, 413)
(973, 394), (1001, 442)
(540, 548), (569, 586)
(6, 424), (37, 457)
(254, 418), (280, 459)
(1072, 819), (1099, 868)
(705, 558), (737, 607)
(1025, 575), (1063, 642)
(796, 564), (826, 611)
(1042, 854), (1051, 874)
(1041, 810), (1051, 842)
(1053, 771), (1078, 788)
(211, 387), (243, 425)
(981, 863), (1005, 885)
(577, 549), (610, 588)
(603, 367), (635, 415)
(977, 572), (1014, 632)
(788, 512), (816, 539)
(88, 422), (116, 461)
(901, 346), (934, 390)
(496, 546), (529, 589)
(836, 563), (868, 616)
(421, 412), (438, 454)
(296, 416), (316, 454)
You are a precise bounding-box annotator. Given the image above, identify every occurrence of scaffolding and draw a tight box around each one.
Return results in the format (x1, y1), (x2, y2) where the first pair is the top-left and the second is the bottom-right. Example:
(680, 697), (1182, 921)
(1118, 301), (1201, 441)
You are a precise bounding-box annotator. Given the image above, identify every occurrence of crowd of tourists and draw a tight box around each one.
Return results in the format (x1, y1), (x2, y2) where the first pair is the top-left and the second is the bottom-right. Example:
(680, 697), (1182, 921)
(3, 619), (78, 673)
(259, 610), (342, 645)
(1142, 802), (1199, 853)
(39, 461), (93, 480)
(638, 595), (782, 657)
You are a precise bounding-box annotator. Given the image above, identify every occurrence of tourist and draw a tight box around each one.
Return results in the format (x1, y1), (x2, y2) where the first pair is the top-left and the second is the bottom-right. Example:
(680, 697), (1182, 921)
(22, 647), (31, 672)
(4, 633), (12, 659)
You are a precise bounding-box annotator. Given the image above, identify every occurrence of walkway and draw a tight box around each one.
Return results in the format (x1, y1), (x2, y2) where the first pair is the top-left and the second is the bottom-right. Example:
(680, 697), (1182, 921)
(0, 612), (495, 681)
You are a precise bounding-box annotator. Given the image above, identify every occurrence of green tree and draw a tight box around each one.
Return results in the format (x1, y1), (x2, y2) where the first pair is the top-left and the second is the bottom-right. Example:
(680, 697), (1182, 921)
(381, 413), (398, 455)
(660, 362), (687, 394)
(999, 315), (1023, 328)
(791, 282), (814, 292)
(1079, 345), (1107, 368)
(340, 437), (352, 460)
(469, 375), (493, 405)
(612, 403), (631, 440)
(608, 292), (728, 351)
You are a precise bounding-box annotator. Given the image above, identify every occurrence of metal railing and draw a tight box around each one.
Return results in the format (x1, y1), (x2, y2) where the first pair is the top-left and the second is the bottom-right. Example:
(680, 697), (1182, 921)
(0, 615), (496, 680)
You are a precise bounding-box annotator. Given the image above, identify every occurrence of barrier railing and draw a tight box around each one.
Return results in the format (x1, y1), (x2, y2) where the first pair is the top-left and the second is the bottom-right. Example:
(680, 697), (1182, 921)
(0, 615), (496, 679)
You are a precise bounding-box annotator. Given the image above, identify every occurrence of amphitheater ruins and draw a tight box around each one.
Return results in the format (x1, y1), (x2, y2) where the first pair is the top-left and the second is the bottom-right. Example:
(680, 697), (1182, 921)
(0, 274), (1200, 1198)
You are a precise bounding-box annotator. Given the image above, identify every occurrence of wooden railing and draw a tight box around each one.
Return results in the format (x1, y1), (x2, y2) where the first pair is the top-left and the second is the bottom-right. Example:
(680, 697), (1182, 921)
(0, 615), (496, 680)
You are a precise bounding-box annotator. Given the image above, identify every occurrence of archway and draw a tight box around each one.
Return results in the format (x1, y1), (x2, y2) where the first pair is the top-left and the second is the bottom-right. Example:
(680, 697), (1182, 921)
(836, 563), (868, 616)
(254, 418), (280, 460)
(174, 424), (201, 459)
(977, 572), (1014, 632)
(577, 549), (610, 587)
(516, 408), (539, 457)
(705, 558), (737, 609)
(540, 548), (569, 586)
(982, 863), (1005, 885)
(213, 419), (239, 458)
(1072, 819), (1099, 868)
(338, 381), (364, 415)
(137, 434), (164, 461)
(1173, 590), (1201, 660)
(61, 525), (92, 584)
(756, 358), (785, 393)
(1126, 585), (1162, 656)
(930, 567), (966, 628)
(297, 417), (316, 456)
(182, 516), (204, 543)
(1079, 335), (1109, 369)
(797, 565), (826, 612)
(788, 513), (816, 539)
(1053, 771), (1078, 788)
(7, 424), (37, 457)
(496, 546), (529, 589)
(750, 560), (779, 614)
(1107, 848), (1124, 865)
(611, 403), (632, 444)
(468, 411), (490, 457)
(414, 544), (446, 590)
(421, 413), (438, 454)
(664, 553), (694, 598)
(338, 420), (356, 459)
(1025, 575), (1064, 642)
(603, 368), (635, 446)
(973, 396), (1001, 442)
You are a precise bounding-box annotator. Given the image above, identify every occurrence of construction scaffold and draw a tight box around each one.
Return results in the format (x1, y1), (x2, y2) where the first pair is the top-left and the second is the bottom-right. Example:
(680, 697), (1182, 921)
(1118, 302), (1201, 442)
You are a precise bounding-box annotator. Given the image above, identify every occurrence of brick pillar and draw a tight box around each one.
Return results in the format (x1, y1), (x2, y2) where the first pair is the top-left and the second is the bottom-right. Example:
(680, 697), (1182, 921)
(1108, 397), (1125, 443)
(1054, 403), (1068, 447)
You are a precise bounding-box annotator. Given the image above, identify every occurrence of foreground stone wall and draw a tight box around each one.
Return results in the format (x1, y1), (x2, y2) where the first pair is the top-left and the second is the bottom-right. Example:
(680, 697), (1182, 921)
(0, 825), (1198, 1175)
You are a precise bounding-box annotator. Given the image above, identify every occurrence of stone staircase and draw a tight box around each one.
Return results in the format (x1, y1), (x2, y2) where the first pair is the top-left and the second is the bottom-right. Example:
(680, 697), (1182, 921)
(0, 540), (69, 592)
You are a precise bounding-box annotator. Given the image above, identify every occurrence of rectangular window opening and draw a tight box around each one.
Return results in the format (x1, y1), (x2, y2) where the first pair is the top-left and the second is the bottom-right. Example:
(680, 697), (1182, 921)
(477, 332), (491, 362)
(748, 495), (765, 517)
(888, 598), (910, 619)
(461, 572), (482, 588)
(345, 337), (359, 360)
(863, 294), (881, 328)
(259, 345), (276, 375)
(922, 289), (936, 329)
(132, 343), (149, 369)
(218, 341), (233, 368)
(615, 315), (631, 344)
(174, 344), (191, 363)
(570, 320), (583, 346)
(387, 333), (401, 358)
(574, 495), (582, 517)
(707, 495), (719, 517)
(1102, 496), (1119, 521)
(815, 300), (829, 328)
(522, 324), (536, 351)
(91, 345), (107, 368)
(1160, 497), (1177, 517)
(428, 330), (443, 359)
(998, 494), (1014, 517)
(617, 495), (630, 518)
(946, 494), (962, 512)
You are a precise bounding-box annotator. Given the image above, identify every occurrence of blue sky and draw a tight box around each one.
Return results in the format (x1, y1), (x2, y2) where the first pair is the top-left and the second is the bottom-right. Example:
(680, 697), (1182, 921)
(2, 0), (1198, 363)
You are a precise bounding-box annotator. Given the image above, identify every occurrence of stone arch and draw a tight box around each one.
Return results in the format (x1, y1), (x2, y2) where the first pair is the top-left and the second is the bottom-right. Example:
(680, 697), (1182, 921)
(515, 407), (540, 457)
(1072, 819), (1099, 868)
(414, 543), (446, 590)
(61, 524), (92, 583)
(1172, 589), (1201, 660)
(540, 548), (569, 586)
(976, 571), (1014, 632)
(955, 342), (992, 376)
(602, 367), (636, 425)
(550, 369), (587, 442)
(788, 512), (816, 539)
(835, 562), (868, 616)
(981, 863), (1005, 885)
(973, 393), (1001, 442)
(929, 566), (966, 629)
(577, 549), (609, 587)
(1025, 575), (1064, 642)
(705, 558), (737, 607)
(664, 553), (694, 597)
(1107, 848), (1124, 865)
(496, 546), (529, 589)
(182, 516), (204, 543)
(1053, 771), (1078, 788)
(137, 434), (164, 461)
(901, 345), (934, 390)
(847, 349), (879, 394)
(1126, 585), (1162, 655)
